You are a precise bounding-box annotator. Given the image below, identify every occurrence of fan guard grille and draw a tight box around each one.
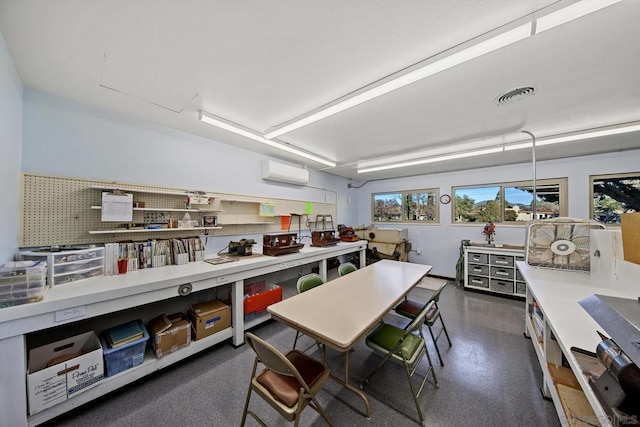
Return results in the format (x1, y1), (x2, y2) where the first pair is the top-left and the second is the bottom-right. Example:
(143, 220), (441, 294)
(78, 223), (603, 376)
(525, 218), (605, 272)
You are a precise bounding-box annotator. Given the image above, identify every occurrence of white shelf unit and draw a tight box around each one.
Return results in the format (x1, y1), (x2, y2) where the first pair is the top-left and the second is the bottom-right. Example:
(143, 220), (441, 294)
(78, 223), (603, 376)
(519, 261), (638, 427)
(90, 185), (221, 235)
(21, 174), (338, 246)
(88, 227), (222, 235)
(464, 245), (525, 297)
(0, 241), (367, 427)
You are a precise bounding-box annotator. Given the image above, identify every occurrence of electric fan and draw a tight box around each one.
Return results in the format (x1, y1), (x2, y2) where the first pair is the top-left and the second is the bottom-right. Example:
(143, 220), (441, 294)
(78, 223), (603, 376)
(525, 217), (605, 272)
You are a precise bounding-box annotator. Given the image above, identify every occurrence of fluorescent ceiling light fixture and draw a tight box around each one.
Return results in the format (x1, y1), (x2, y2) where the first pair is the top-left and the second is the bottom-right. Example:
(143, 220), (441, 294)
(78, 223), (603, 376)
(358, 133), (524, 169)
(536, 0), (621, 33)
(504, 122), (640, 151)
(357, 147), (504, 174)
(265, 22), (531, 140)
(199, 111), (336, 167)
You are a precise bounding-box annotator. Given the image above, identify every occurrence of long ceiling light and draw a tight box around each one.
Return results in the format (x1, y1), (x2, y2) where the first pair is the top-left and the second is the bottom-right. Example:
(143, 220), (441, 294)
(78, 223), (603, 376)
(536, 0), (622, 33)
(357, 147), (504, 174)
(199, 111), (336, 167)
(264, 0), (622, 141)
(504, 122), (640, 151)
(264, 22), (532, 140)
(357, 133), (524, 170)
(358, 121), (640, 173)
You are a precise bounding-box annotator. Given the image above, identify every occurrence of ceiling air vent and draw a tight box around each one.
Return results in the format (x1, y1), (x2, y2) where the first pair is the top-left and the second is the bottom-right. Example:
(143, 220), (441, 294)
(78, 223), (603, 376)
(495, 86), (536, 106)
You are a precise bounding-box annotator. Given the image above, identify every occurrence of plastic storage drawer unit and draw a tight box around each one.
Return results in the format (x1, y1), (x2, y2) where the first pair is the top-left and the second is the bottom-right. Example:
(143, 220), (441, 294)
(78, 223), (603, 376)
(20, 247), (105, 286)
(100, 320), (149, 377)
(0, 261), (46, 308)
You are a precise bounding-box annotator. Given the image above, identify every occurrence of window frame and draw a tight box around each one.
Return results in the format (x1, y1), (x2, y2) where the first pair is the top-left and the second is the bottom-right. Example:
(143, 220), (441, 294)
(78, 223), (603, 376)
(371, 188), (440, 224)
(451, 177), (567, 224)
(589, 171), (640, 226)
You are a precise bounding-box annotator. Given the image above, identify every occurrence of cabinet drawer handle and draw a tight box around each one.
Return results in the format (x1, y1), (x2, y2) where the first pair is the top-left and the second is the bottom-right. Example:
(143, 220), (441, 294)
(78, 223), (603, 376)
(496, 271), (510, 276)
(471, 279), (484, 285)
(473, 268), (483, 273)
(495, 260), (509, 265)
(472, 257), (481, 262)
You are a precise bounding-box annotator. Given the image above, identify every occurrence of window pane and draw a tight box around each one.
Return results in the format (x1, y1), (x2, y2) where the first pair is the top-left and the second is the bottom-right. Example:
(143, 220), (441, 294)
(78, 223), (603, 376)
(454, 186), (501, 223)
(373, 193), (402, 222)
(404, 191), (437, 221)
(592, 174), (640, 224)
(504, 184), (561, 222)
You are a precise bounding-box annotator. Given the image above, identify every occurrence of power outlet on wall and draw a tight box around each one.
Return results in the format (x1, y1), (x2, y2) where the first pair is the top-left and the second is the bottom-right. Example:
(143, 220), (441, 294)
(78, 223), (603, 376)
(416, 248), (422, 255)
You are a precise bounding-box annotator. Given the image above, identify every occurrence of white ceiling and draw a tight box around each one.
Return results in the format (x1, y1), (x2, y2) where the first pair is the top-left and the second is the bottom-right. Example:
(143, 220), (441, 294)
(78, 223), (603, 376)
(1, 0), (639, 182)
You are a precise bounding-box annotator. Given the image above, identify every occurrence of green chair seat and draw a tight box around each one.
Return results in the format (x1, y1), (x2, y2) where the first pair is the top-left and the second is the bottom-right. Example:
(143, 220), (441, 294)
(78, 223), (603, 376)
(366, 323), (425, 365)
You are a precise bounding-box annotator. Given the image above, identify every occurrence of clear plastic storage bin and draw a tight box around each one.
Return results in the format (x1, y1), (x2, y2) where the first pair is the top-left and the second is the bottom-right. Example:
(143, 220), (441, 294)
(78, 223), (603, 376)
(20, 247), (105, 286)
(0, 261), (46, 308)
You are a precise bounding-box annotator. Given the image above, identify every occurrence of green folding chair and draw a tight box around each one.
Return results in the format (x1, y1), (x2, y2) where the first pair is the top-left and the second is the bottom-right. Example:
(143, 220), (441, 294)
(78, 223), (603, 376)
(337, 262), (357, 276)
(361, 301), (439, 424)
(293, 273), (324, 351)
(394, 281), (452, 366)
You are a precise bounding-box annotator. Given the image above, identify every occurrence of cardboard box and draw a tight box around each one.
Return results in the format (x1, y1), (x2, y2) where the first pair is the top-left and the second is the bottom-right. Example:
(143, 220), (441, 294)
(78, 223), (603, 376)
(27, 331), (104, 415)
(148, 313), (192, 358)
(188, 300), (231, 340)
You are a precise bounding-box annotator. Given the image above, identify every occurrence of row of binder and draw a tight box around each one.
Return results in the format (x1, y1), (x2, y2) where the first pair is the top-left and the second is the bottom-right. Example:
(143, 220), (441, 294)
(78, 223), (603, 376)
(104, 237), (205, 275)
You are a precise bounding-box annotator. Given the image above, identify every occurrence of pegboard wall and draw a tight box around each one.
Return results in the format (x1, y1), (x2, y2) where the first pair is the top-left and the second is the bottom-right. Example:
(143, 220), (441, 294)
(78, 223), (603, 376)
(20, 174), (337, 248)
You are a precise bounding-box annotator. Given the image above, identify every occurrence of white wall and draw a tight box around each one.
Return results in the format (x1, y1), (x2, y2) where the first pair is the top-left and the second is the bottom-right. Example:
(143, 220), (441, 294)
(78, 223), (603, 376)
(21, 90), (357, 252)
(355, 150), (640, 278)
(0, 31), (22, 262)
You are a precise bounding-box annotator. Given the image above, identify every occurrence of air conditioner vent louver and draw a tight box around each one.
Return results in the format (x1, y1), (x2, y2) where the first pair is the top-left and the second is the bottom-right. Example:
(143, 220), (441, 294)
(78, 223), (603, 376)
(525, 218), (605, 272)
(496, 86), (536, 105)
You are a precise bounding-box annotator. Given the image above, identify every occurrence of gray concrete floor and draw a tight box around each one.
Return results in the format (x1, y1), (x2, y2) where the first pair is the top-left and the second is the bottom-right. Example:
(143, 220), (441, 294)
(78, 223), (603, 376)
(44, 282), (561, 427)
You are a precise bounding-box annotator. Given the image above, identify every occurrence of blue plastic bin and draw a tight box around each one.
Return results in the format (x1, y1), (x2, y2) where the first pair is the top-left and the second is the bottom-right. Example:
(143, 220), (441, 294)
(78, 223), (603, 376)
(100, 319), (149, 377)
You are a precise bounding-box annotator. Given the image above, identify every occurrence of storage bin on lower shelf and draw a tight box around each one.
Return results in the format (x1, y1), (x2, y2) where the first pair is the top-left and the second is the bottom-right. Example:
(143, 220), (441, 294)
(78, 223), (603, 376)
(243, 281), (282, 314)
(100, 320), (149, 377)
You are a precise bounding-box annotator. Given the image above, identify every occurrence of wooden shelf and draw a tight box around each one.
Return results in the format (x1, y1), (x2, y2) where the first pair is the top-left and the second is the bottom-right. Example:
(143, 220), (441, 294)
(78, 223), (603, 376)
(89, 227), (222, 235)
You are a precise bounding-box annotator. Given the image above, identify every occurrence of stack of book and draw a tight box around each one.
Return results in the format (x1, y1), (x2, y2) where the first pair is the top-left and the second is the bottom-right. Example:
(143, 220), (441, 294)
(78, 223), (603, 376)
(528, 301), (544, 342)
(105, 320), (144, 349)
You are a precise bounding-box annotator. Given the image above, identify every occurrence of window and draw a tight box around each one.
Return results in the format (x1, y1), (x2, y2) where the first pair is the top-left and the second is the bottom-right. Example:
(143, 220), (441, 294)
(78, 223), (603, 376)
(453, 178), (567, 223)
(372, 189), (438, 223)
(590, 172), (640, 224)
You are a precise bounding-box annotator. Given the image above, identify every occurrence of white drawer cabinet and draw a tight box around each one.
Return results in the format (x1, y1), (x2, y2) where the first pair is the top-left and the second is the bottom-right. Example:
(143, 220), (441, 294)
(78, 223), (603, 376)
(464, 245), (525, 297)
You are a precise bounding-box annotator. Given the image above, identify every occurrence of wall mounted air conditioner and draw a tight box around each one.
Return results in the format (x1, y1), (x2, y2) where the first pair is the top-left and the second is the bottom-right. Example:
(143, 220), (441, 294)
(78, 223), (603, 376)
(261, 160), (309, 185)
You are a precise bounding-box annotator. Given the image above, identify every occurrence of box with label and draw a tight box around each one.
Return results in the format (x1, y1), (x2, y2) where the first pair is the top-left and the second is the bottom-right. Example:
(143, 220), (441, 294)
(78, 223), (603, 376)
(188, 300), (231, 340)
(148, 313), (192, 359)
(27, 331), (104, 415)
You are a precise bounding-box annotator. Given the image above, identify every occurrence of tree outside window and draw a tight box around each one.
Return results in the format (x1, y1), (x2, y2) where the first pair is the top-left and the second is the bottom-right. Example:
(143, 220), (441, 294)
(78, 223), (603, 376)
(372, 189), (438, 223)
(591, 173), (640, 224)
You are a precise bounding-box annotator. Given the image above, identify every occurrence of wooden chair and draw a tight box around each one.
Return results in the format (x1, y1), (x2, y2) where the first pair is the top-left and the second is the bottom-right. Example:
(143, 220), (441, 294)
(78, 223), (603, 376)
(293, 273), (324, 351)
(337, 262), (357, 276)
(241, 332), (332, 426)
(361, 301), (439, 423)
(394, 281), (452, 366)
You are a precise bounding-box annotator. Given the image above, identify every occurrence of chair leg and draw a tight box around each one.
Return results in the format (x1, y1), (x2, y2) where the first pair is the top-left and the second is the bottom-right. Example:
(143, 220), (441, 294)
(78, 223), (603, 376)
(240, 360), (258, 427)
(360, 350), (395, 389)
(428, 324), (445, 367)
(440, 316), (452, 347)
(293, 330), (300, 350)
(402, 359), (424, 422)
(309, 395), (333, 426)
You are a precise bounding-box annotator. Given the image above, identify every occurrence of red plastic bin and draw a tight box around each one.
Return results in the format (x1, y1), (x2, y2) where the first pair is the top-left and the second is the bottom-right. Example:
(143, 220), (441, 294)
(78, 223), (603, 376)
(243, 281), (283, 314)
